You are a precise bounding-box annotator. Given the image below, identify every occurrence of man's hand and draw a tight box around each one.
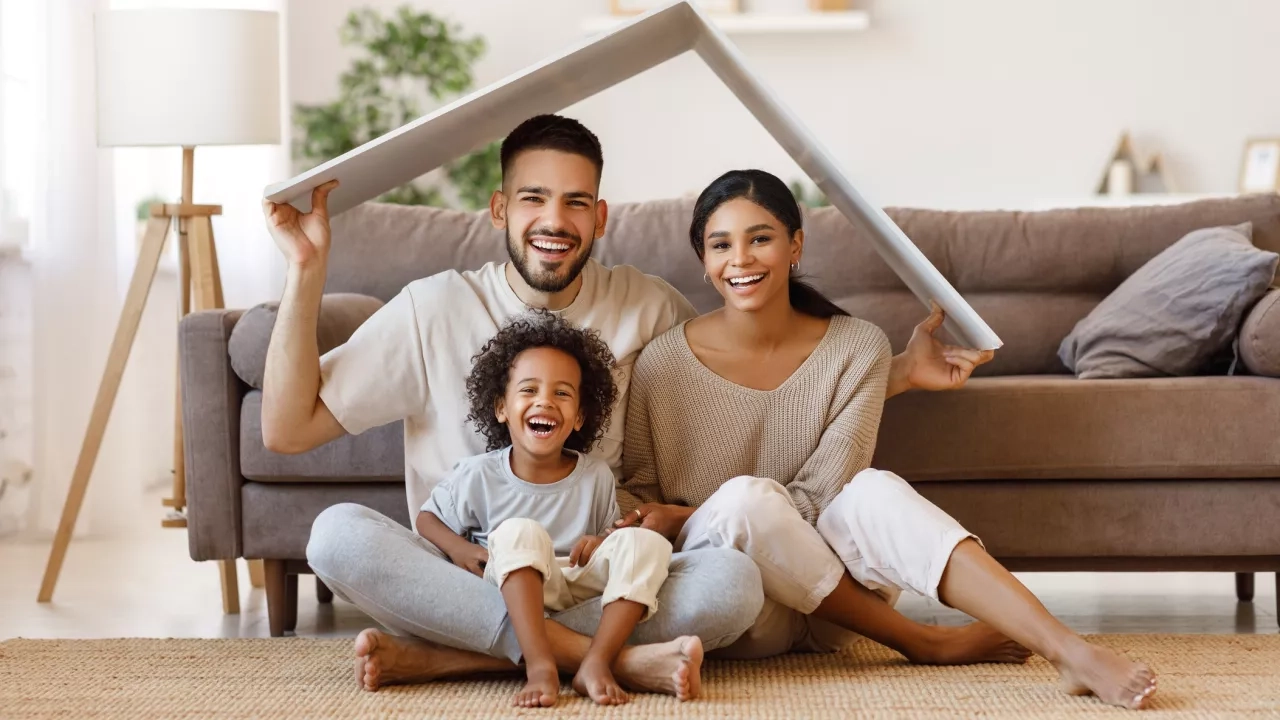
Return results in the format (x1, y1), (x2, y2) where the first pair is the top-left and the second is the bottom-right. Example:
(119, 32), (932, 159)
(445, 542), (489, 578)
(569, 535), (605, 568)
(612, 503), (693, 541)
(890, 301), (995, 395)
(262, 179), (339, 269)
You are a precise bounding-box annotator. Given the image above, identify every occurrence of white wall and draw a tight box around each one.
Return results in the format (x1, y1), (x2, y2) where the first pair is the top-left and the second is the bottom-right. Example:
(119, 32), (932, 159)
(287, 0), (1280, 209)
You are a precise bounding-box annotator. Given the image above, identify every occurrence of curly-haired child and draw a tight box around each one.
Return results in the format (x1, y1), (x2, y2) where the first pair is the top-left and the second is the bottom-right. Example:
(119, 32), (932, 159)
(416, 310), (700, 708)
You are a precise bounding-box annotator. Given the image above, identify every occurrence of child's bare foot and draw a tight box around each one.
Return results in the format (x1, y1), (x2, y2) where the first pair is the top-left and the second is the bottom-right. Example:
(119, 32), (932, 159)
(905, 622), (1032, 665)
(353, 628), (514, 691)
(572, 656), (630, 705)
(1054, 639), (1157, 709)
(514, 662), (560, 708)
(613, 636), (702, 701)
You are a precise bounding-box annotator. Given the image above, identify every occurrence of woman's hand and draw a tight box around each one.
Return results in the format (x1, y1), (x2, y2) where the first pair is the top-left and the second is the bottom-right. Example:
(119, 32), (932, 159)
(445, 542), (489, 578)
(889, 301), (995, 396)
(569, 535), (605, 567)
(613, 503), (694, 541)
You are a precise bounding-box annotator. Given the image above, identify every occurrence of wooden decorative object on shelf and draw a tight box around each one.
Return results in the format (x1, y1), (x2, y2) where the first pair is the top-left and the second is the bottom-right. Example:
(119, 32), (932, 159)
(810, 0), (852, 10)
(1095, 131), (1177, 196)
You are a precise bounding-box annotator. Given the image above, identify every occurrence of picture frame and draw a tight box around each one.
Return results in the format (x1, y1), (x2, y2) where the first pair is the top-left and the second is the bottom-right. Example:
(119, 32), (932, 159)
(1239, 138), (1280, 194)
(611, 0), (739, 15)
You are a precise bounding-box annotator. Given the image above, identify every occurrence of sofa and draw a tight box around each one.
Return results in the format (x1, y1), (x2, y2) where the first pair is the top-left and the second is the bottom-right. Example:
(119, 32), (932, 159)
(179, 194), (1280, 637)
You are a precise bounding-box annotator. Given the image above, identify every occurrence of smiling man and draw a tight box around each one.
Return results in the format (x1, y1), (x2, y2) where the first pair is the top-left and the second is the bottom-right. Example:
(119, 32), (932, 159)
(260, 115), (993, 695)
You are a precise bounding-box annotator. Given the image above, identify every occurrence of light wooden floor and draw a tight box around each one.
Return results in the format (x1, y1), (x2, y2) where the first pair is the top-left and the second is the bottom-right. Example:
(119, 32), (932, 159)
(2, 517), (1275, 641)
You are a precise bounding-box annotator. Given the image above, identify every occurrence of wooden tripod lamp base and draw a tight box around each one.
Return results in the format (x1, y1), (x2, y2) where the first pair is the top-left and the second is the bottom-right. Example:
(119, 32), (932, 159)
(37, 147), (256, 614)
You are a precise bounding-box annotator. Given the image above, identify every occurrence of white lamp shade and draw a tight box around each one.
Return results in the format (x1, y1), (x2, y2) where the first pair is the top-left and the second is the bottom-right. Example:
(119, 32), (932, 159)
(94, 9), (281, 147)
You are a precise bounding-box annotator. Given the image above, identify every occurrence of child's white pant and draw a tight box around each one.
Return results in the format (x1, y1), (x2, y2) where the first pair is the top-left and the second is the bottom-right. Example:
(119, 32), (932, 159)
(484, 518), (672, 620)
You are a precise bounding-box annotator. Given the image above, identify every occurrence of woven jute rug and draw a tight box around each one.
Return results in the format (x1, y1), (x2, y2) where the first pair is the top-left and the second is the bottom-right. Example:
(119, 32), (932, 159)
(2, 634), (1278, 718)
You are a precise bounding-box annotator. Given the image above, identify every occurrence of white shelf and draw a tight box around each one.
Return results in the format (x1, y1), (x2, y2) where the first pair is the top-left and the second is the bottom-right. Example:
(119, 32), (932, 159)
(582, 11), (869, 35)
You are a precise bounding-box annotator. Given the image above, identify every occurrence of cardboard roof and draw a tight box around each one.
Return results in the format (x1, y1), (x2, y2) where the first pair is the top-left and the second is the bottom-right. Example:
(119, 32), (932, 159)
(264, 1), (1000, 349)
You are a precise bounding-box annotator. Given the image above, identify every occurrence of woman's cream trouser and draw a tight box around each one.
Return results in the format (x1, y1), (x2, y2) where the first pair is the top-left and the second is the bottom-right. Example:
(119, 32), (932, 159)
(485, 518), (673, 621)
(680, 469), (979, 659)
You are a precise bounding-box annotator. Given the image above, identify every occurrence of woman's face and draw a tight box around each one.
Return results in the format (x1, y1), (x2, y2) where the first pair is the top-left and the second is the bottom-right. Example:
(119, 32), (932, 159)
(701, 197), (803, 314)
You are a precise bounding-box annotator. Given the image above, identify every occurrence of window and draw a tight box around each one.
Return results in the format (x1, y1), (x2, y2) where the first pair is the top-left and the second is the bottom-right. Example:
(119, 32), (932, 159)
(0, 0), (38, 249)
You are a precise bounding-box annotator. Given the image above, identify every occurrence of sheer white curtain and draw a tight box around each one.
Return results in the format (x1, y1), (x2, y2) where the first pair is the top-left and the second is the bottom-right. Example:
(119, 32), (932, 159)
(26, 0), (124, 538)
(24, 0), (289, 539)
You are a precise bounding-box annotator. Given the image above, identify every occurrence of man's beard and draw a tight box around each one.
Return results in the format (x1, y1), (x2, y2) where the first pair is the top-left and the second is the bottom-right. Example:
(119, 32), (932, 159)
(506, 226), (593, 293)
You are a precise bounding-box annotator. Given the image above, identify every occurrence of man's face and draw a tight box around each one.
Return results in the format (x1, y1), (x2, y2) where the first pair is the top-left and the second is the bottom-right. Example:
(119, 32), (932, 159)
(491, 149), (606, 293)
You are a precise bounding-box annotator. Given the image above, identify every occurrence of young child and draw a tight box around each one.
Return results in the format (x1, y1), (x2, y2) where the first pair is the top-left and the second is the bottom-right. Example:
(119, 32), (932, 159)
(417, 310), (700, 708)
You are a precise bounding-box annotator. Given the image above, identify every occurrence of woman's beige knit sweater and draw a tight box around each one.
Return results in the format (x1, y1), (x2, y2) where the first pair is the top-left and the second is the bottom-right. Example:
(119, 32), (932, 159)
(619, 315), (892, 525)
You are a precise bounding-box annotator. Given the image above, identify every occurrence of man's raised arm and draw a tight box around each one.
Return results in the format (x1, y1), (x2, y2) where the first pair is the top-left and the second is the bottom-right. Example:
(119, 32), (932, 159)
(260, 180), (346, 454)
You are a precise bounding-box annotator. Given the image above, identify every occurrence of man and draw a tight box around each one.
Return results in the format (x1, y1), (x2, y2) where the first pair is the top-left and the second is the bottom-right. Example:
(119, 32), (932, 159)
(261, 115), (995, 696)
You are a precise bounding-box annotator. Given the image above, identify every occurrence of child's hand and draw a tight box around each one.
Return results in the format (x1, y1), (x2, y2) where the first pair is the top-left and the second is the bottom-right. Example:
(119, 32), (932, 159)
(448, 542), (489, 578)
(569, 535), (605, 568)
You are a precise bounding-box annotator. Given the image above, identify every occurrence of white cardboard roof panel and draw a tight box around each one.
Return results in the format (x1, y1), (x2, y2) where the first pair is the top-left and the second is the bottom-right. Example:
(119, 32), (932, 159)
(264, 1), (1001, 350)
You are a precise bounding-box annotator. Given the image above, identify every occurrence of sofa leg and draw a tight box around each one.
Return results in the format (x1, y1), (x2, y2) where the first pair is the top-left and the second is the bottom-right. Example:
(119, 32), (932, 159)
(1236, 572), (1255, 603)
(264, 559), (290, 637)
(316, 577), (334, 604)
(284, 572), (299, 632)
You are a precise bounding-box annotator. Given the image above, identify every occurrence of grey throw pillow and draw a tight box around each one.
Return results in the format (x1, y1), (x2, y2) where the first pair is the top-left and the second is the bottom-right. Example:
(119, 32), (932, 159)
(1059, 222), (1279, 379)
(228, 293), (385, 389)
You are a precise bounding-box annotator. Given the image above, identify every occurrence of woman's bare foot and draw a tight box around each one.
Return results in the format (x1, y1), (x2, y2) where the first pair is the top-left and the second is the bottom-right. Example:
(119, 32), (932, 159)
(903, 622), (1032, 665)
(353, 628), (514, 691)
(1054, 639), (1157, 710)
(613, 636), (703, 701)
(572, 656), (630, 705)
(514, 661), (560, 708)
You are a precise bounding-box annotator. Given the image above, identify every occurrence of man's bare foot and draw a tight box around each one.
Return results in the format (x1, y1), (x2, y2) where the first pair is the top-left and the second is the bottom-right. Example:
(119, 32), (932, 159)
(904, 622), (1032, 665)
(1054, 639), (1157, 710)
(572, 656), (630, 705)
(514, 661), (560, 708)
(613, 636), (703, 701)
(353, 628), (514, 691)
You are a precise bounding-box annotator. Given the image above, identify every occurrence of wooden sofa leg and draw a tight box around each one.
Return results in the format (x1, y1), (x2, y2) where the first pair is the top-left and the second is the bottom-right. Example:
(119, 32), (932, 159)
(316, 577), (334, 604)
(1236, 572), (1255, 602)
(219, 560), (240, 615)
(264, 560), (289, 637)
(284, 572), (299, 632)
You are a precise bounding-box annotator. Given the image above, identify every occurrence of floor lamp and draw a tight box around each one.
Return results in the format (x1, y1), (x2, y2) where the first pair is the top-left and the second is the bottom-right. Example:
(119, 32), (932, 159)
(38, 9), (281, 614)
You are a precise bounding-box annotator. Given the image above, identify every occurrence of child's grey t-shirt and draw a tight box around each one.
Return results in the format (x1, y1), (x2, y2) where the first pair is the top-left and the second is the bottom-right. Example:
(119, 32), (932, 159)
(420, 447), (621, 556)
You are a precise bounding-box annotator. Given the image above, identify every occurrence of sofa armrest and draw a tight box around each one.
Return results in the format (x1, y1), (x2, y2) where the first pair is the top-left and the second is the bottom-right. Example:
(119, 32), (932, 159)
(1241, 288), (1280, 377)
(180, 308), (247, 561)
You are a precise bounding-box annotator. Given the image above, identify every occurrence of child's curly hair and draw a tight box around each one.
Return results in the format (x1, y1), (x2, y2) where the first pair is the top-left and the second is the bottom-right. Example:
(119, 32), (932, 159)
(466, 310), (619, 453)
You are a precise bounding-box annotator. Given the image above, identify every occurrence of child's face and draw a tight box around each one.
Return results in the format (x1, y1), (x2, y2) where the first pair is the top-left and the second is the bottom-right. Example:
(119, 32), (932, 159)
(495, 347), (585, 458)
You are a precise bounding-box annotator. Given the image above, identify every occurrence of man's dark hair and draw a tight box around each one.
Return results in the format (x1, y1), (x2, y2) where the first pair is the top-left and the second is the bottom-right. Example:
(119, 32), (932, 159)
(465, 310), (618, 453)
(500, 114), (604, 183)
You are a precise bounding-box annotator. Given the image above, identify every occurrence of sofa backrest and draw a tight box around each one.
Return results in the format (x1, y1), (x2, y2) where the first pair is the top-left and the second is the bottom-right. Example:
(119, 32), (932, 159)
(328, 194), (1280, 376)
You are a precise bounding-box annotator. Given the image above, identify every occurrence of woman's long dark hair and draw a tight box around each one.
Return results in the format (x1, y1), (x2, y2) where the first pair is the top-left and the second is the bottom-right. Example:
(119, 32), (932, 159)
(689, 169), (848, 319)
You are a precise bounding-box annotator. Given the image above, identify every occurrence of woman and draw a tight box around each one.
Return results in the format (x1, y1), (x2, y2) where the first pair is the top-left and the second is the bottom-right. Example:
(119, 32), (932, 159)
(614, 169), (1157, 710)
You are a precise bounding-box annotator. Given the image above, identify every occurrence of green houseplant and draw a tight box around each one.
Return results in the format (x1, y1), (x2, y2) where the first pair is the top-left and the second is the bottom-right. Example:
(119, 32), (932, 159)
(293, 6), (501, 210)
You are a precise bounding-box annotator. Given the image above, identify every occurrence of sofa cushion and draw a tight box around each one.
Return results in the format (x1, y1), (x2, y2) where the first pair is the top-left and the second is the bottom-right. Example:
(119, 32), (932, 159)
(1058, 223), (1278, 378)
(239, 390), (403, 482)
(872, 375), (1280, 481)
(322, 195), (1280, 375)
(1240, 288), (1280, 377)
(241, 482), (409, 559)
(228, 293), (384, 389)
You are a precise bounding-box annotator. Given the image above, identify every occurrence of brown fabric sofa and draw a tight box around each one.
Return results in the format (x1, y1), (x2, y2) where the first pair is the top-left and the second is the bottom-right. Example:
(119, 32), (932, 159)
(179, 194), (1280, 636)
